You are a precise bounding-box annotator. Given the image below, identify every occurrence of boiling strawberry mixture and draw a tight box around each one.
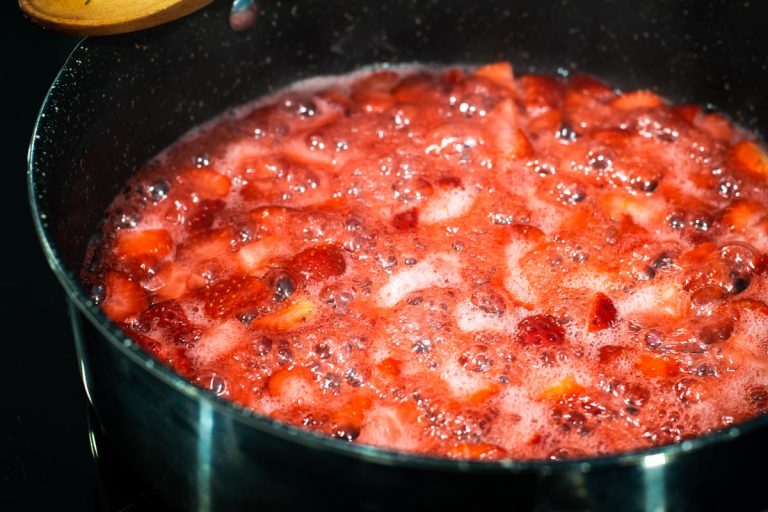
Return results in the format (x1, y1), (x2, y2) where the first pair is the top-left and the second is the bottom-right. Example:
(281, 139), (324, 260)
(83, 62), (768, 460)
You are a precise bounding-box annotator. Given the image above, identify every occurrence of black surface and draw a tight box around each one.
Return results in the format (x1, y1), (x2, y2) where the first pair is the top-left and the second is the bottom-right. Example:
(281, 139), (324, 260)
(3, 7), (98, 511)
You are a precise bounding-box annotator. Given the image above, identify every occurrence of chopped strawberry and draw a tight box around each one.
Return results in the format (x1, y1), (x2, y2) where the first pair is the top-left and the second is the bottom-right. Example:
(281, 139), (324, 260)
(446, 442), (507, 460)
(392, 208), (419, 231)
(473, 61), (515, 90)
(197, 274), (269, 319)
(236, 236), (283, 274)
(516, 314), (565, 346)
(732, 140), (768, 178)
(392, 73), (437, 103)
(527, 109), (563, 134)
(333, 394), (374, 439)
(102, 271), (149, 322)
(673, 104), (700, 125)
(466, 382), (502, 405)
(178, 169), (231, 199)
(281, 137), (336, 169)
(138, 301), (200, 350)
(253, 297), (315, 330)
(598, 345), (626, 364)
(287, 245), (346, 283)
(115, 229), (173, 260)
(609, 90), (663, 110)
(267, 366), (316, 401)
(187, 199), (225, 232)
(152, 263), (198, 300)
(721, 200), (762, 232)
(376, 357), (402, 380)
(508, 128), (534, 159)
(566, 73), (616, 102)
(176, 227), (236, 269)
(636, 354), (680, 378)
(592, 128), (633, 147)
(350, 71), (399, 113)
(538, 375), (584, 401)
(588, 292), (618, 332)
(518, 74), (562, 111)
(357, 402), (422, 451)
(697, 112), (734, 142)
(249, 205), (299, 235)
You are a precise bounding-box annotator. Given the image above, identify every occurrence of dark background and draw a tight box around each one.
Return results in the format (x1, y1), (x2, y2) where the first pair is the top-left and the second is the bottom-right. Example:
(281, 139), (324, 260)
(3, 5), (97, 510)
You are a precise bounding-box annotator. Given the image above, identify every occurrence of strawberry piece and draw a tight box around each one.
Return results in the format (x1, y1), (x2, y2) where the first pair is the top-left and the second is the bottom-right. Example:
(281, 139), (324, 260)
(566, 73), (616, 102)
(598, 345), (626, 364)
(538, 375), (584, 401)
(722, 200), (763, 232)
(115, 229), (173, 260)
(376, 357), (402, 380)
(466, 382), (502, 405)
(508, 128), (534, 159)
(592, 128), (633, 147)
(176, 227), (236, 269)
(673, 104), (700, 124)
(187, 199), (225, 232)
(527, 109), (563, 135)
(358, 402), (422, 451)
(473, 61), (515, 90)
(281, 137), (336, 169)
(446, 443), (507, 460)
(609, 90), (663, 110)
(236, 236), (283, 274)
(392, 73), (437, 103)
(333, 395), (374, 439)
(253, 297), (315, 330)
(636, 354), (680, 378)
(287, 245), (346, 283)
(179, 169), (231, 199)
(102, 271), (149, 322)
(516, 314), (565, 346)
(197, 274), (269, 319)
(392, 208), (419, 231)
(697, 112), (734, 142)
(139, 300), (201, 349)
(350, 71), (399, 113)
(518, 74), (562, 111)
(267, 366), (316, 401)
(152, 263), (198, 300)
(588, 292), (618, 332)
(732, 140), (768, 178)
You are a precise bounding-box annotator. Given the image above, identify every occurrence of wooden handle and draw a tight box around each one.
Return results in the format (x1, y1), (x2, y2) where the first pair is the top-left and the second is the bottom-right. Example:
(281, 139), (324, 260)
(19, 0), (215, 36)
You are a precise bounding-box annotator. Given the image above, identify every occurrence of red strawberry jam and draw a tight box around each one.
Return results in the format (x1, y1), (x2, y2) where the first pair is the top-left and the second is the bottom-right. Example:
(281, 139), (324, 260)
(84, 62), (768, 460)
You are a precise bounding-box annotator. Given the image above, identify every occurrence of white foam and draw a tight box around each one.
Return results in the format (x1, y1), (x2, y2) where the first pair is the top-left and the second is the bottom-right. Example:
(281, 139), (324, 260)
(376, 253), (462, 307)
(440, 358), (498, 400)
(503, 239), (538, 306)
(191, 320), (245, 364)
(420, 187), (477, 224)
(454, 299), (524, 332)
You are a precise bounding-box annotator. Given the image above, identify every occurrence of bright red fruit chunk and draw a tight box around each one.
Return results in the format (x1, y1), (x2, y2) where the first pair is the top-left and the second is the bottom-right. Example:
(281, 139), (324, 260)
(115, 229), (173, 259)
(287, 245), (346, 283)
(392, 208), (419, 231)
(588, 292), (618, 332)
(102, 271), (149, 322)
(198, 274), (269, 319)
(515, 314), (565, 346)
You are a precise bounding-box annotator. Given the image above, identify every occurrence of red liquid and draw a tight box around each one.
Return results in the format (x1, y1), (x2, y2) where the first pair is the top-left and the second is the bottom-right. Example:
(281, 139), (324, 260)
(84, 63), (768, 460)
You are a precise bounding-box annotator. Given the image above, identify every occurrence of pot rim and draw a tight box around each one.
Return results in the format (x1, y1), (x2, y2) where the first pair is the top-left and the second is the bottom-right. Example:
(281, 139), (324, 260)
(28, 33), (768, 475)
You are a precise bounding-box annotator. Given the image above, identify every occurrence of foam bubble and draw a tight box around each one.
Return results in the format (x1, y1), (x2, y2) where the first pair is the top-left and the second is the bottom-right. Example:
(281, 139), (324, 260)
(377, 253), (462, 308)
(420, 188), (477, 224)
(191, 320), (245, 364)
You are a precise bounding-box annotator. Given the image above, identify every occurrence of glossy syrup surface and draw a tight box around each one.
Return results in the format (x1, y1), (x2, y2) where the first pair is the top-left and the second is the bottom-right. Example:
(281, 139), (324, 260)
(84, 63), (768, 460)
